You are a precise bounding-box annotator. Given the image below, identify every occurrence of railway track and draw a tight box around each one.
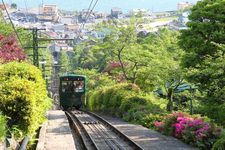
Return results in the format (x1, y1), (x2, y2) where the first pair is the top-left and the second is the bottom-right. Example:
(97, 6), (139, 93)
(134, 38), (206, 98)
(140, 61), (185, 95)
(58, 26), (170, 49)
(66, 110), (143, 150)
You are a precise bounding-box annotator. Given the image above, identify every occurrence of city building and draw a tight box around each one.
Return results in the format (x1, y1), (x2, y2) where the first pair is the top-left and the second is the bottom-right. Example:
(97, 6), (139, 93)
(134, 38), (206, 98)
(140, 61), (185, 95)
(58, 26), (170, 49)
(178, 11), (190, 24)
(169, 11), (190, 30)
(78, 9), (95, 23)
(38, 4), (59, 22)
(95, 12), (107, 19)
(0, 3), (10, 10)
(60, 16), (73, 24)
(111, 7), (122, 18)
(177, 2), (193, 10)
(51, 42), (73, 52)
(51, 24), (65, 32)
(65, 24), (79, 31)
(129, 9), (150, 17)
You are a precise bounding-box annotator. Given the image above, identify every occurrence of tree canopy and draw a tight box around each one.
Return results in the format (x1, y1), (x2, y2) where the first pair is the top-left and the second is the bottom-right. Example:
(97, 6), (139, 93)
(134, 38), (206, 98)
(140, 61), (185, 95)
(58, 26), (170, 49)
(179, 0), (225, 125)
(74, 19), (184, 111)
(0, 33), (26, 63)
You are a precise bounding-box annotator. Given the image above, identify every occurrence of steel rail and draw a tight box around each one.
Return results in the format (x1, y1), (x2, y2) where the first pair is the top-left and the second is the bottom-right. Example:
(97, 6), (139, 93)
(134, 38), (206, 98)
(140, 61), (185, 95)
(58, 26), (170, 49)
(84, 115), (121, 149)
(83, 110), (144, 150)
(66, 111), (99, 150)
(73, 111), (111, 149)
(95, 122), (124, 149)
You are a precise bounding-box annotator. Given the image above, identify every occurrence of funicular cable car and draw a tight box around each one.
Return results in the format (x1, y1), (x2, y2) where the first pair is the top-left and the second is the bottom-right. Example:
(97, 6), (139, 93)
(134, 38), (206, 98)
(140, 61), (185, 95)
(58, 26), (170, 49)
(59, 74), (86, 110)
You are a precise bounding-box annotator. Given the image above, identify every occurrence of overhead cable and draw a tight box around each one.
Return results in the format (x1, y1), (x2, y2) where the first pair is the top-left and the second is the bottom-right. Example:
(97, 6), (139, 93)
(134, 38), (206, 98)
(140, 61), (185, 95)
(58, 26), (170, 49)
(81, 0), (99, 29)
(24, 0), (29, 22)
(78, 0), (99, 38)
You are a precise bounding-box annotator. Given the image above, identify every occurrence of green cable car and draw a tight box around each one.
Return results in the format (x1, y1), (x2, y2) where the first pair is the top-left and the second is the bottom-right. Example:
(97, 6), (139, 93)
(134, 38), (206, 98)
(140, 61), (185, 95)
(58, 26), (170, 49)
(59, 74), (86, 110)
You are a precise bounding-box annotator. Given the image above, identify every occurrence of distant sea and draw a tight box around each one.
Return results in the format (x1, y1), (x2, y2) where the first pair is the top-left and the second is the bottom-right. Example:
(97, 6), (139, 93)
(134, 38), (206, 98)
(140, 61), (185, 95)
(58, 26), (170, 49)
(4, 0), (200, 13)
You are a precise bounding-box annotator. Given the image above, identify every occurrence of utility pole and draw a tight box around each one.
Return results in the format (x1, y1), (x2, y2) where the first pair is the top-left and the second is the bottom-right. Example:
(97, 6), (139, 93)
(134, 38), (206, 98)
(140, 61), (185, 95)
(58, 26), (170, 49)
(25, 28), (75, 99)
(25, 28), (46, 67)
(32, 28), (39, 67)
(26, 28), (73, 67)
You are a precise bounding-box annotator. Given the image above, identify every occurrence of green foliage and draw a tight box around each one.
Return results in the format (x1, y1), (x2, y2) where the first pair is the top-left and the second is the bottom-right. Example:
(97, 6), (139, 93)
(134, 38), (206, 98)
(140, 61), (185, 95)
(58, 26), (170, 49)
(140, 113), (165, 129)
(0, 17), (14, 36)
(201, 102), (225, 127)
(179, 0), (225, 126)
(75, 20), (184, 111)
(0, 15), (32, 50)
(76, 68), (116, 91)
(0, 62), (52, 138)
(87, 83), (140, 113)
(213, 134), (225, 150)
(0, 14), (53, 68)
(179, 0), (225, 68)
(154, 112), (223, 149)
(10, 3), (17, 9)
(0, 113), (7, 142)
(87, 83), (167, 126)
(59, 51), (72, 75)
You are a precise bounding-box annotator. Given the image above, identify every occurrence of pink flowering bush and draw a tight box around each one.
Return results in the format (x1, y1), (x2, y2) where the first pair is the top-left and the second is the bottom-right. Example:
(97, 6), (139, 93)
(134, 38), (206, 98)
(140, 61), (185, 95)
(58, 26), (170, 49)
(154, 112), (222, 149)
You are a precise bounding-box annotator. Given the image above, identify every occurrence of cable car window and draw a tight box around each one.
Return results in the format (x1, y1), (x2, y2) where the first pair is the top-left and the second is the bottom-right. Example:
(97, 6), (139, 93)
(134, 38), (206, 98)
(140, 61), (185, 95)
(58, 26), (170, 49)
(73, 80), (84, 92)
(61, 80), (84, 93)
(62, 81), (73, 93)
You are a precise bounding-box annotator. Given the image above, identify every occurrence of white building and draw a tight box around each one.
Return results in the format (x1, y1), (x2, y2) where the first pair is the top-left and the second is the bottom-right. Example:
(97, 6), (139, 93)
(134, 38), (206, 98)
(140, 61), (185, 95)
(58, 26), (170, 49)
(38, 4), (59, 22)
(129, 9), (150, 16)
(177, 2), (193, 10)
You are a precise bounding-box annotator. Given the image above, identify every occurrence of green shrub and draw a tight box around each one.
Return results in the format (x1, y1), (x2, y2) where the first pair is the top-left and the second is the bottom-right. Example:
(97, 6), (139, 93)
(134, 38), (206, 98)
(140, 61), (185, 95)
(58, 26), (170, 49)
(87, 83), (167, 124)
(140, 113), (165, 129)
(122, 101), (166, 125)
(154, 112), (223, 149)
(201, 103), (225, 127)
(88, 83), (139, 111)
(76, 68), (116, 91)
(0, 113), (7, 142)
(120, 96), (147, 112)
(212, 135), (225, 150)
(0, 62), (52, 137)
(217, 104), (225, 127)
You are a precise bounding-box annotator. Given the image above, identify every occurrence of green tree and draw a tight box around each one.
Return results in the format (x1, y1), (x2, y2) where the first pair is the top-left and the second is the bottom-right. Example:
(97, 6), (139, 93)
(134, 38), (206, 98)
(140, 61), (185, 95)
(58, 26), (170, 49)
(59, 50), (71, 74)
(179, 0), (225, 124)
(138, 29), (184, 111)
(75, 19), (184, 111)
(0, 14), (33, 61)
(179, 0), (225, 68)
(74, 19), (138, 76)
(10, 3), (17, 9)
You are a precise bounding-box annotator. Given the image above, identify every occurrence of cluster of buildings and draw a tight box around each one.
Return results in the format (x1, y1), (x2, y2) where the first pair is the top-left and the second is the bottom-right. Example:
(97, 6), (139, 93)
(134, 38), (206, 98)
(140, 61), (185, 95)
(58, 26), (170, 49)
(0, 2), (193, 54)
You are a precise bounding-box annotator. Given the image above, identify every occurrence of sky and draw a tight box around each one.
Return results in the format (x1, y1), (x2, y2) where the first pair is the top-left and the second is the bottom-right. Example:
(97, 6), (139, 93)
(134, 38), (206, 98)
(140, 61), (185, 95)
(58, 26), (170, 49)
(4, 0), (200, 13)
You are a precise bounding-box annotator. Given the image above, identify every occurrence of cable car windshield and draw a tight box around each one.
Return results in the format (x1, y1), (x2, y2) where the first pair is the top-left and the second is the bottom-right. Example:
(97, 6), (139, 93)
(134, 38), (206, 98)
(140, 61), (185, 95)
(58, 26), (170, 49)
(61, 80), (84, 93)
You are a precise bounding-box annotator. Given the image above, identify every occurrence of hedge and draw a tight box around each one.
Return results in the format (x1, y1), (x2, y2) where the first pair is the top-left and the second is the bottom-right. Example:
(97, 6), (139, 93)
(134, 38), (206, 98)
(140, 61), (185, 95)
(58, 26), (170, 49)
(212, 135), (225, 150)
(0, 62), (52, 137)
(154, 112), (223, 149)
(87, 83), (167, 125)
(0, 113), (6, 142)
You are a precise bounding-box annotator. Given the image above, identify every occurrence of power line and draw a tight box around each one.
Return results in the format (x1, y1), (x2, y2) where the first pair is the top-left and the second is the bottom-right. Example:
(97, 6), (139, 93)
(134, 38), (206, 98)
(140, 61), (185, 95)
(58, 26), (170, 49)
(83, 0), (94, 22)
(87, 0), (99, 19)
(82, 0), (99, 29)
(24, 0), (29, 22)
(78, 0), (99, 37)
(1, 0), (24, 48)
(78, 0), (94, 35)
